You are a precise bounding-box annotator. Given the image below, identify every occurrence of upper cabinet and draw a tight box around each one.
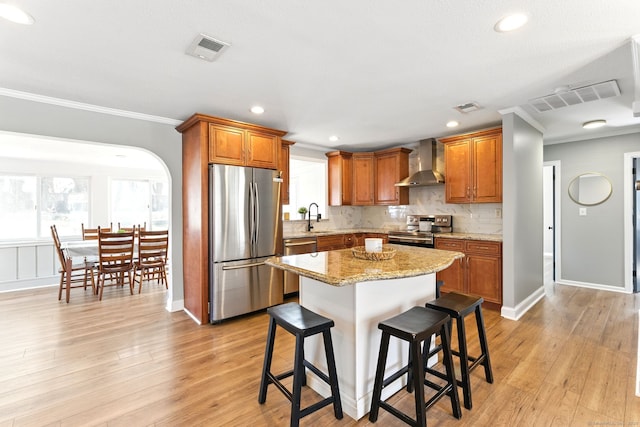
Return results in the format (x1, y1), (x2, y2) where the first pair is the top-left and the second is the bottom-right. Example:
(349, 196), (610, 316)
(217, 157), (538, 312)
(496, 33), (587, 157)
(176, 114), (285, 170)
(279, 140), (295, 205)
(326, 147), (411, 206)
(352, 153), (374, 205)
(326, 151), (353, 206)
(374, 148), (411, 205)
(440, 127), (502, 204)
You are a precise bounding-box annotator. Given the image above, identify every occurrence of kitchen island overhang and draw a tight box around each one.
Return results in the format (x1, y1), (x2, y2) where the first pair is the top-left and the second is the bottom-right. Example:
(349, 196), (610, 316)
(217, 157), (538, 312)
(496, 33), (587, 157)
(265, 245), (464, 420)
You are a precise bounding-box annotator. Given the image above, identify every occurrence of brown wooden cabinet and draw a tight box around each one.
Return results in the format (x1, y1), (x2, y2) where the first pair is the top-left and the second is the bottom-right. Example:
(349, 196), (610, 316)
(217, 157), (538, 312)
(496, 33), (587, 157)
(206, 118), (282, 169)
(279, 140), (295, 205)
(327, 147), (411, 206)
(176, 113), (287, 324)
(316, 234), (347, 251)
(374, 148), (411, 205)
(435, 237), (502, 308)
(440, 127), (502, 204)
(326, 151), (353, 206)
(353, 153), (374, 205)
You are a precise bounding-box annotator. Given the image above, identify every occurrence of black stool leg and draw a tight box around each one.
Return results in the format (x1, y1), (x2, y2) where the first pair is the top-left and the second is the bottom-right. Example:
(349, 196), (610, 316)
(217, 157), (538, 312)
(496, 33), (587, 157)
(369, 332), (391, 422)
(322, 330), (343, 419)
(475, 305), (494, 383)
(455, 316), (472, 410)
(290, 334), (305, 427)
(410, 339), (427, 427)
(258, 317), (277, 404)
(440, 323), (462, 419)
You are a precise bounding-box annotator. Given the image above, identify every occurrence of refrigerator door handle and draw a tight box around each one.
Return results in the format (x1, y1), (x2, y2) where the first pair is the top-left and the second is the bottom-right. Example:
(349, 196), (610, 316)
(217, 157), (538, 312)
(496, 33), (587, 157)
(222, 261), (266, 270)
(249, 180), (256, 257)
(253, 181), (260, 249)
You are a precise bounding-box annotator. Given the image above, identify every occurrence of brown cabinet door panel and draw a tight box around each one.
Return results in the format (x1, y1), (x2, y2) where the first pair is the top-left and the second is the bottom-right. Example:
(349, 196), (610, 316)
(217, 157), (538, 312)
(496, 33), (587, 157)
(466, 255), (502, 304)
(472, 134), (502, 202)
(209, 125), (245, 166)
(436, 258), (465, 294)
(246, 131), (279, 169)
(444, 141), (472, 203)
(353, 154), (374, 205)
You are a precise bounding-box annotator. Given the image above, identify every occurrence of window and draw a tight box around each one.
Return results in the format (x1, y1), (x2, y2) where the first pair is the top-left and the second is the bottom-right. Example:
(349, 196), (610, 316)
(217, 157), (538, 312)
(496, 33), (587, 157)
(111, 179), (168, 230)
(0, 174), (89, 240)
(286, 157), (327, 220)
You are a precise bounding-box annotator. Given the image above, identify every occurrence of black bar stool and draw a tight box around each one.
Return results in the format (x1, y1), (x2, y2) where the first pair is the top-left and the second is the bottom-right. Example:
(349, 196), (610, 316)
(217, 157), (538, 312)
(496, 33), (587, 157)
(369, 306), (461, 427)
(258, 302), (343, 427)
(426, 292), (493, 410)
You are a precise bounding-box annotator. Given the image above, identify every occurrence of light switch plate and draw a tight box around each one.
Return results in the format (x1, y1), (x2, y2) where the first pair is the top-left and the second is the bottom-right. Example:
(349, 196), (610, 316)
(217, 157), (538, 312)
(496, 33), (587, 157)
(579, 207), (587, 216)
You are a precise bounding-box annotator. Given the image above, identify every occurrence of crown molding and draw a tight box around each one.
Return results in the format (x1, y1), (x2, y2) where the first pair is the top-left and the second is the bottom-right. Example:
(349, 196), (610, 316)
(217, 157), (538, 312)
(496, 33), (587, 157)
(0, 87), (182, 126)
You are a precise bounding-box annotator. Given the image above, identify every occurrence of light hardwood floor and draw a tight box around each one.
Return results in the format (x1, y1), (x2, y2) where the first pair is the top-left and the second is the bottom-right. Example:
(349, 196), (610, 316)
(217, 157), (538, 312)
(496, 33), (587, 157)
(1, 281), (640, 426)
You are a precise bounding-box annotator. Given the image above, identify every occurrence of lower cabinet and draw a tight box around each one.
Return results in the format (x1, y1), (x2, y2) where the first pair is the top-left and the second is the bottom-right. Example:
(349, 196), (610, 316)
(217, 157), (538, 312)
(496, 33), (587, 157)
(435, 238), (502, 308)
(317, 232), (388, 251)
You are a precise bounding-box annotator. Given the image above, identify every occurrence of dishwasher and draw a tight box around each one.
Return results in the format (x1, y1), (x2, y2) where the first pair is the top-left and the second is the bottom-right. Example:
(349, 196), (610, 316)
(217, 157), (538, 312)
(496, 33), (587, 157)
(283, 237), (317, 294)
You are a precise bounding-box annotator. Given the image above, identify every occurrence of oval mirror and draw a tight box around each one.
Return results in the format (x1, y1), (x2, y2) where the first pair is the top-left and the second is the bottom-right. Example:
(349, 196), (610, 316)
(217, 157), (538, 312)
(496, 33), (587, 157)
(568, 172), (612, 206)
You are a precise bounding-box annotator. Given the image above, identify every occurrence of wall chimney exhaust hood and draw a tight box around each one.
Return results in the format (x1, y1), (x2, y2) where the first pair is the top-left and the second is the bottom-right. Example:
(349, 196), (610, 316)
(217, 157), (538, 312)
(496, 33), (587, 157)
(395, 138), (445, 187)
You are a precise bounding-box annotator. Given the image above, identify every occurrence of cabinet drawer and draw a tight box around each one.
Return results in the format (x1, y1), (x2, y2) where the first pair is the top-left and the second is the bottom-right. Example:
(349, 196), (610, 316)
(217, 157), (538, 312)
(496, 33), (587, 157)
(435, 238), (464, 251)
(317, 234), (345, 251)
(465, 241), (501, 255)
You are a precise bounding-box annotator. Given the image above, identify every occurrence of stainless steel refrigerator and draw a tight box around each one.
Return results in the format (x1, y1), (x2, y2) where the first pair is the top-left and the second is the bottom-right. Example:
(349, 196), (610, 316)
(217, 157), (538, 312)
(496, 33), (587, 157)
(209, 164), (284, 322)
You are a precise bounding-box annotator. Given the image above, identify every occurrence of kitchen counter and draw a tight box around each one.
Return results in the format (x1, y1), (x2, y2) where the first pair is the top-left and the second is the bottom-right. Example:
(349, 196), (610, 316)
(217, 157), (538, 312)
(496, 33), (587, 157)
(436, 232), (502, 242)
(283, 227), (390, 239)
(266, 244), (463, 285)
(266, 245), (464, 419)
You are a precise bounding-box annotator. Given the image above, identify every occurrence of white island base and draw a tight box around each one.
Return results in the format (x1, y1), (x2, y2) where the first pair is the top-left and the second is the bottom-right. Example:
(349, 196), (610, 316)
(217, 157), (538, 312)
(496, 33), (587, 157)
(299, 273), (437, 420)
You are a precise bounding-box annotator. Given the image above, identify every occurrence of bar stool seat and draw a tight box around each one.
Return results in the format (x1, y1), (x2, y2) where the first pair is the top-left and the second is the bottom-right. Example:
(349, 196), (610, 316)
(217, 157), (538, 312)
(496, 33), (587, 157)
(369, 306), (461, 427)
(258, 302), (342, 427)
(426, 292), (493, 410)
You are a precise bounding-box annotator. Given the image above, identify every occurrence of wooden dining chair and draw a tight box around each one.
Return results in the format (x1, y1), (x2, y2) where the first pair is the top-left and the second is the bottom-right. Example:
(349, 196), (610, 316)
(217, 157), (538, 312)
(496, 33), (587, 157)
(82, 223), (112, 240)
(96, 227), (135, 300)
(117, 222), (146, 238)
(51, 225), (95, 302)
(133, 229), (169, 293)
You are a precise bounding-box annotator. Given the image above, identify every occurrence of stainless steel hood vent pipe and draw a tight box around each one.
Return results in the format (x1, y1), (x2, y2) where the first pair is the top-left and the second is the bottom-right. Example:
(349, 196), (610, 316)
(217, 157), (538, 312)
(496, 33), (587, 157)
(395, 138), (445, 187)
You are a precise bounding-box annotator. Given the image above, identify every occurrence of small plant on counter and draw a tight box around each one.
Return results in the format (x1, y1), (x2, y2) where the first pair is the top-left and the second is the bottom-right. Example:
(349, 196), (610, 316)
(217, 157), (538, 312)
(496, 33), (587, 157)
(297, 206), (308, 219)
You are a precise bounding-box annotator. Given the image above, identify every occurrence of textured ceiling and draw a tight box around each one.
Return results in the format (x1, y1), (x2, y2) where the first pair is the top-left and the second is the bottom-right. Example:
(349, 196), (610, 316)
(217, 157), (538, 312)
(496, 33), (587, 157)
(1, 0), (640, 160)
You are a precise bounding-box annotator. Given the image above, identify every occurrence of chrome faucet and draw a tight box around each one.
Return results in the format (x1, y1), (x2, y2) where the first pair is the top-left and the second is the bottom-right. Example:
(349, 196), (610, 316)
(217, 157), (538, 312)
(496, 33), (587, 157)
(307, 202), (321, 232)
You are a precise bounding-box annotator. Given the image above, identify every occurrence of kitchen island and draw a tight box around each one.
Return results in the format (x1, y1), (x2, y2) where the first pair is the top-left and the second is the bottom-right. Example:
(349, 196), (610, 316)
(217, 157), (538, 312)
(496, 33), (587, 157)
(265, 244), (463, 420)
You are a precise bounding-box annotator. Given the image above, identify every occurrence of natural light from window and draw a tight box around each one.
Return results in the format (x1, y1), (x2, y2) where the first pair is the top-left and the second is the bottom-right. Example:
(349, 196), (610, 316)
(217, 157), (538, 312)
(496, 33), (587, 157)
(286, 156), (327, 220)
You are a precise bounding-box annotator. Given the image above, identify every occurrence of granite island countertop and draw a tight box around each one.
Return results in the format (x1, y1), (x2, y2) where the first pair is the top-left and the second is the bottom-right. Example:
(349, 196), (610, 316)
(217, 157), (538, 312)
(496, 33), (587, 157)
(266, 244), (464, 286)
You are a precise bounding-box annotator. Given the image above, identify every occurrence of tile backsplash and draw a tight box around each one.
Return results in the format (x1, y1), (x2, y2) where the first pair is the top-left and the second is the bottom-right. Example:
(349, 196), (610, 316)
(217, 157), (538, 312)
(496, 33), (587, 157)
(284, 185), (502, 235)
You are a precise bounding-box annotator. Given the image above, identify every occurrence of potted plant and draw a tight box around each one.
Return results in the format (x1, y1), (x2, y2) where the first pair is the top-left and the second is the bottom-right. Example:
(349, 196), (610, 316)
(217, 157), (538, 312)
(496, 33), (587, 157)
(297, 206), (308, 219)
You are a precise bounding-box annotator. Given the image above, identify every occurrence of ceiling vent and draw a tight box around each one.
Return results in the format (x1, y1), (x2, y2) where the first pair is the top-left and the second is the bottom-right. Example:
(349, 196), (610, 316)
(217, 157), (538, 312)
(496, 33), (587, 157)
(529, 80), (621, 113)
(186, 34), (230, 62)
(454, 102), (481, 113)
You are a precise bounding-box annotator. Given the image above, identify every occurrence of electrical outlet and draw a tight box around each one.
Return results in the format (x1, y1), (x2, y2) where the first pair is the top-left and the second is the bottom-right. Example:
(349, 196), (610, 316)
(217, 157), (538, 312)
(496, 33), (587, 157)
(495, 208), (502, 218)
(579, 207), (587, 216)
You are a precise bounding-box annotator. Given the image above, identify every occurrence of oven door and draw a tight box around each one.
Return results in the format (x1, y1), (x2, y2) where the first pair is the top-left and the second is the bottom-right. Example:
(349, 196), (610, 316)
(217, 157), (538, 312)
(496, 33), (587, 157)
(388, 235), (434, 248)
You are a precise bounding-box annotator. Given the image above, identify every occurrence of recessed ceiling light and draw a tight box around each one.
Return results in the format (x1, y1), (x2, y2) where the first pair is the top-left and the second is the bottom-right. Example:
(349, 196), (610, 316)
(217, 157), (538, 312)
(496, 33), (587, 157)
(446, 121), (459, 128)
(250, 106), (264, 114)
(582, 119), (607, 129)
(494, 13), (528, 32)
(0, 3), (34, 24)
(329, 135), (339, 142)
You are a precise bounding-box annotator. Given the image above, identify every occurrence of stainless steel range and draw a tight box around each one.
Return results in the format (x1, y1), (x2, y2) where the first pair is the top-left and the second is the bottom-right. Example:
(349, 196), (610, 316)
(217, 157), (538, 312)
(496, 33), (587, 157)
(387, 215), (452, 248)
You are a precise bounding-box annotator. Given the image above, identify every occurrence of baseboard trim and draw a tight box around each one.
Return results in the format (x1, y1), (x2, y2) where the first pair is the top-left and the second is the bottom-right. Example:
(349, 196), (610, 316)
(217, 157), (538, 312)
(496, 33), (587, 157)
(555, 279), (629, 294)
(500, 286), (545, 320)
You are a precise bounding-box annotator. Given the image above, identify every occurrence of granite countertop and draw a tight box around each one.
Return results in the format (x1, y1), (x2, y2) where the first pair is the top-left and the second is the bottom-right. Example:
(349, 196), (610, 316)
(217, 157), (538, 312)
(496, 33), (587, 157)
(283, 228), (389, 239)
(266, 244), (464, 286)
(435, 233), (503, 242)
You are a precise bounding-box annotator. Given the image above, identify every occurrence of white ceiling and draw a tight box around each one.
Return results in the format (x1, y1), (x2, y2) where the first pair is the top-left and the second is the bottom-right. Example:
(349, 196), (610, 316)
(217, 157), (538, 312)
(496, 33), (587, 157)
(1, 0), (640, 161)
